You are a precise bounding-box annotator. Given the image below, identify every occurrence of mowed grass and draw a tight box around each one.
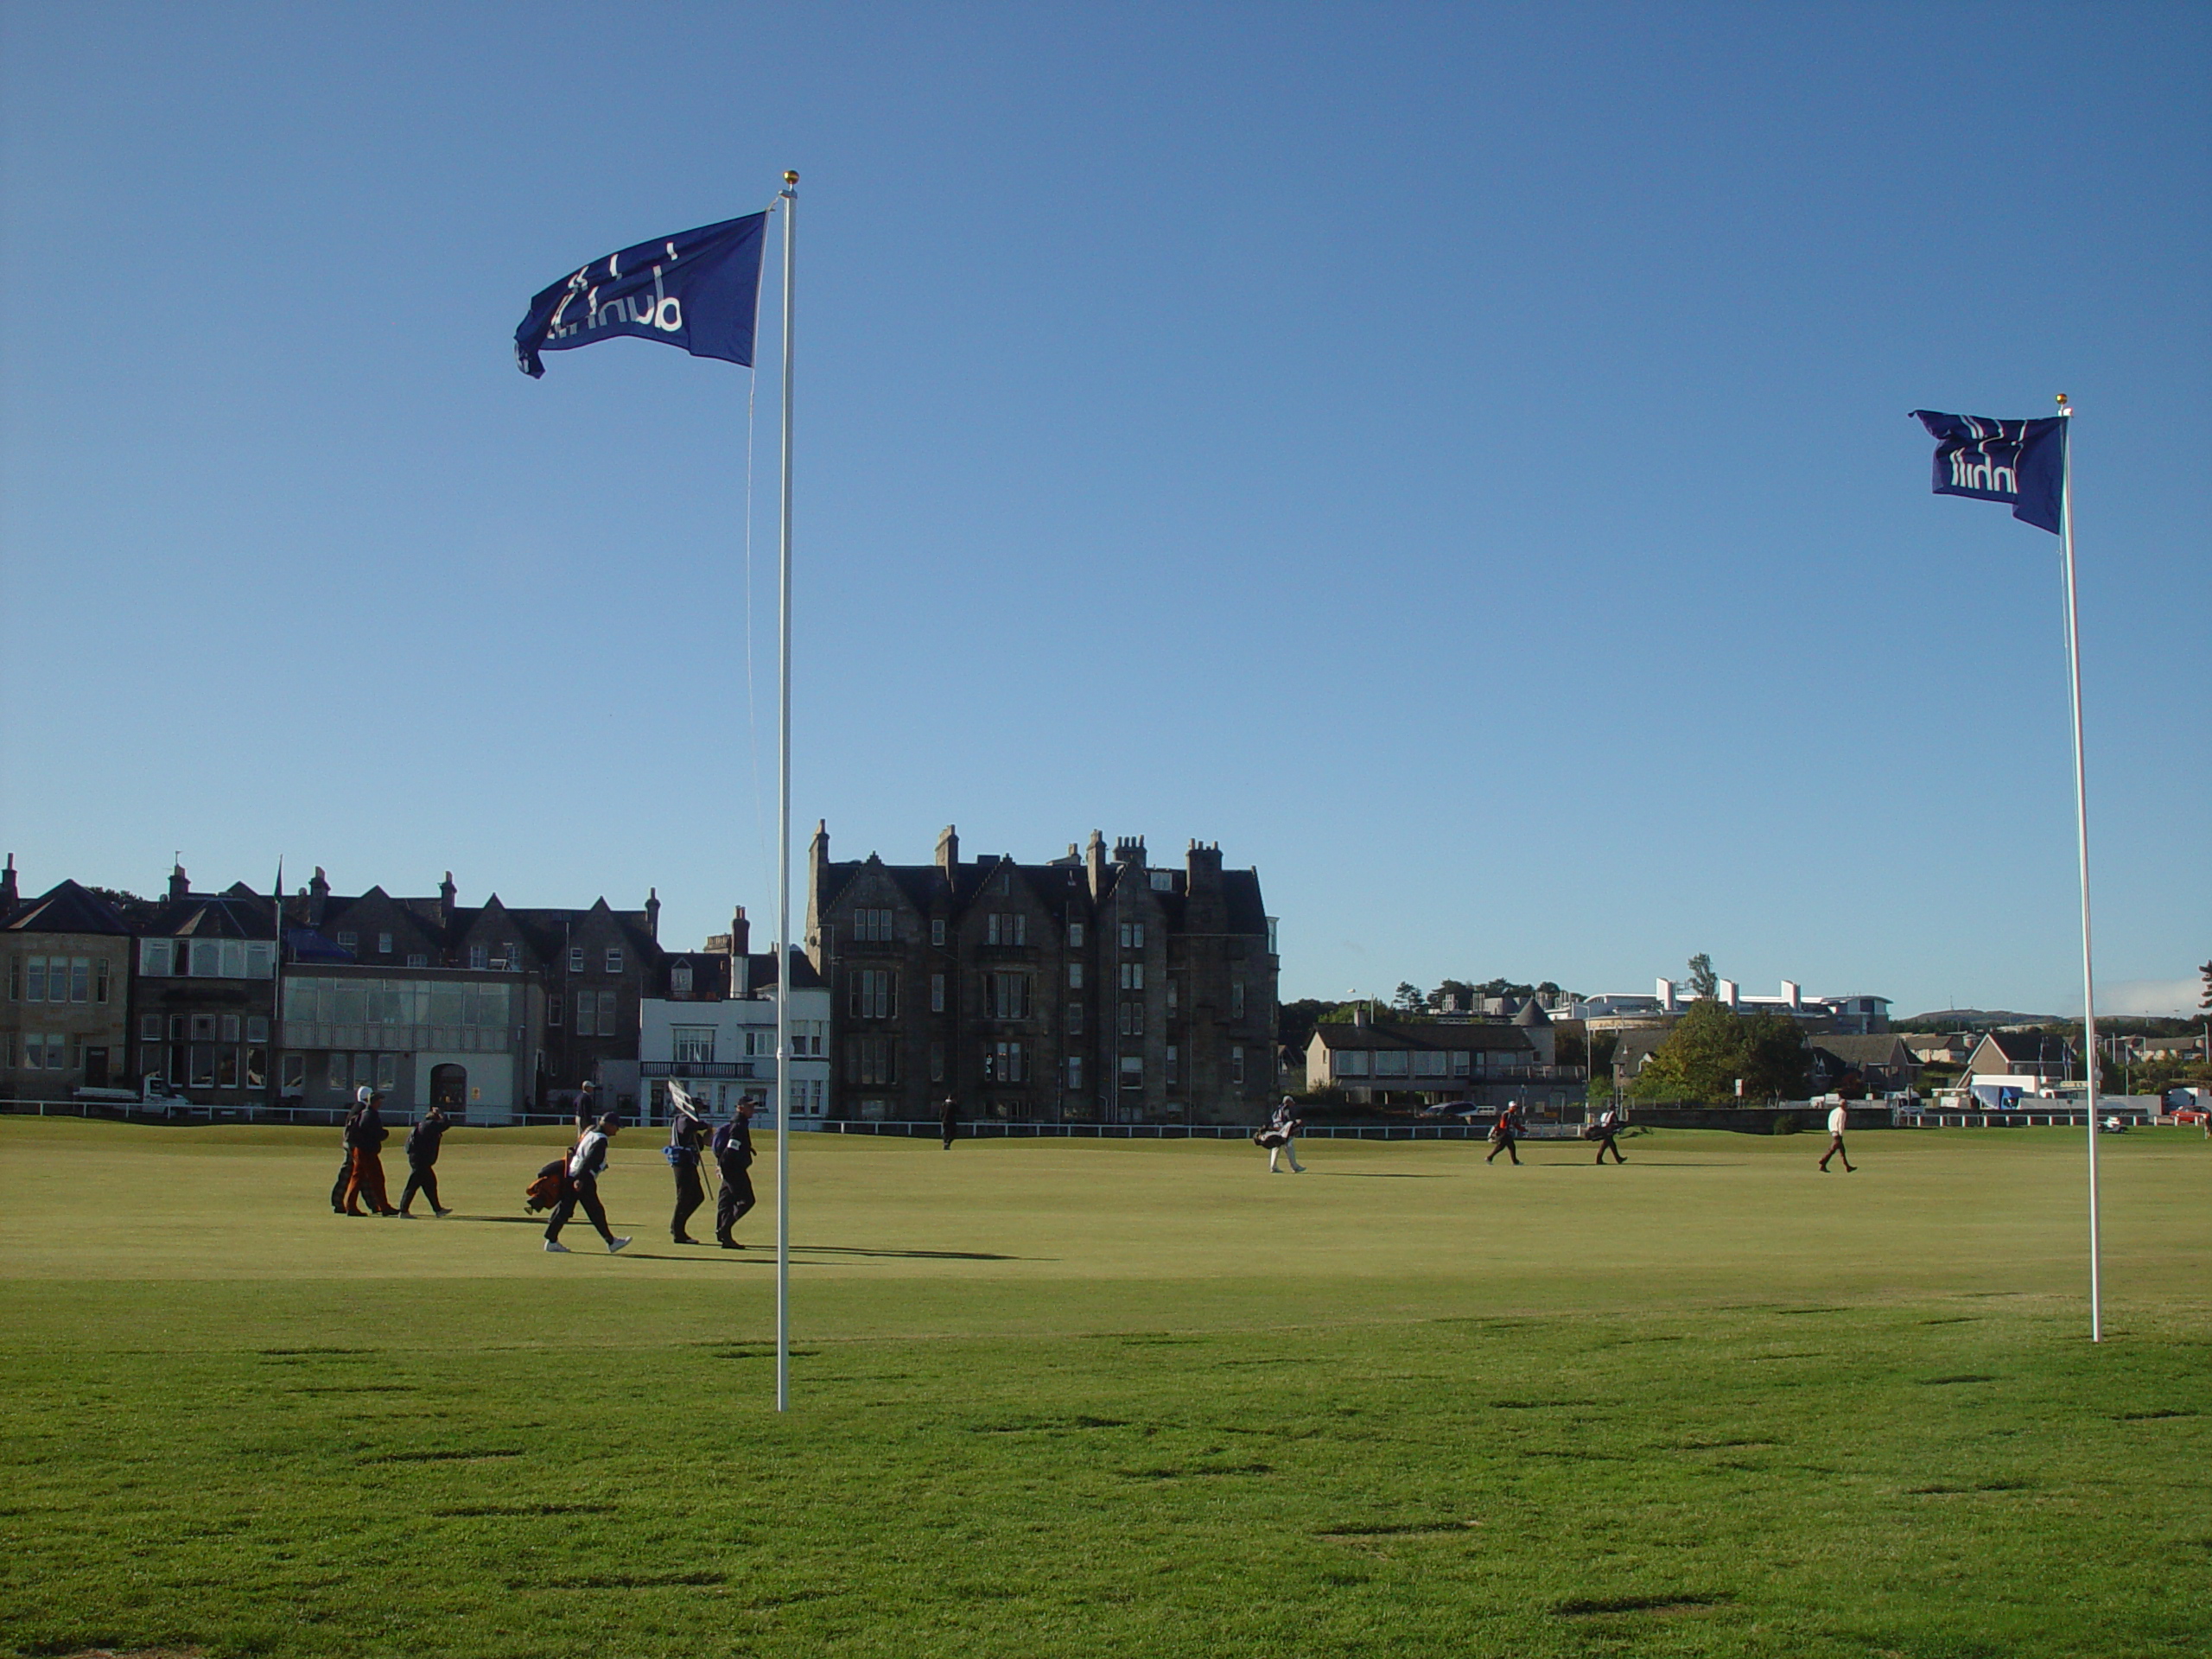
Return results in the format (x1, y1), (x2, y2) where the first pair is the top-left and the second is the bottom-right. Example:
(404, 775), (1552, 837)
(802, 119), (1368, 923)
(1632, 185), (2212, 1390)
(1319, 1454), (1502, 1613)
(1, 1118), (2208, 1658)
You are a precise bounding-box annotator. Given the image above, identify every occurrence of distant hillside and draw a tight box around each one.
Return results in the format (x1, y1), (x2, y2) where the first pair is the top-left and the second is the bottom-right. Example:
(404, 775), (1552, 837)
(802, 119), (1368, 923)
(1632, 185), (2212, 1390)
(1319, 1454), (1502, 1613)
(1894, 1009), (2061, 1032)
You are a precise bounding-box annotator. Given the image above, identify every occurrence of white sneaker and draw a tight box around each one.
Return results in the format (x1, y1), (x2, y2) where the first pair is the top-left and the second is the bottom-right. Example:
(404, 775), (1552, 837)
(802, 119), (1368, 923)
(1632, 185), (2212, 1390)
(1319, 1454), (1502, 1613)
(607, 1236), (632, 1255)
(543, 1239), (569, 1253)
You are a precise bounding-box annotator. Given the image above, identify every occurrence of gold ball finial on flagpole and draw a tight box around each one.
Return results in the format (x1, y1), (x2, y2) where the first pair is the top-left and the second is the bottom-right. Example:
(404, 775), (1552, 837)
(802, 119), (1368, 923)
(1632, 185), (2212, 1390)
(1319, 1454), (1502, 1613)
(785, 170), (799, 185)
(2055, 392), (2069, 409)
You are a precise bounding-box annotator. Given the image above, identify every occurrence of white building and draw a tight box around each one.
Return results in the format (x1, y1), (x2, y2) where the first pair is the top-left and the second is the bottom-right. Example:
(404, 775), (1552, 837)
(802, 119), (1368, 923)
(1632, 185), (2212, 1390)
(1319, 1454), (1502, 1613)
(1557, 978), (1890, 1034)
(637, 930), (832, 1130)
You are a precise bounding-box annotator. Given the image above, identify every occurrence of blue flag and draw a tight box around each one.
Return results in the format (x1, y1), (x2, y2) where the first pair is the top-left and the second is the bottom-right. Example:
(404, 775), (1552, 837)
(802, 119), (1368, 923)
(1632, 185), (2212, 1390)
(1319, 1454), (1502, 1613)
(1909, 410), (2066, 534)
(516, 213), (767, 378)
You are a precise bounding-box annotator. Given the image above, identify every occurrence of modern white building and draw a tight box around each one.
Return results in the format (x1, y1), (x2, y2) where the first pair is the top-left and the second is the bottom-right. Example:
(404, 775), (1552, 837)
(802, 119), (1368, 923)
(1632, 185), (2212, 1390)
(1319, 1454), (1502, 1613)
(636, 928), (831, 1129)
(1557, 979), (1891, 1034)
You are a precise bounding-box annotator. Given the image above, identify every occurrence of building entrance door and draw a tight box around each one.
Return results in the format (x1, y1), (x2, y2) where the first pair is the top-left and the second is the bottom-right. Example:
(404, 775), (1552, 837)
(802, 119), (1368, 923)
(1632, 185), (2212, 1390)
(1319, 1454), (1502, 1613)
(84, 1047), (109, 1089)
(430, 1064), (467, 1110)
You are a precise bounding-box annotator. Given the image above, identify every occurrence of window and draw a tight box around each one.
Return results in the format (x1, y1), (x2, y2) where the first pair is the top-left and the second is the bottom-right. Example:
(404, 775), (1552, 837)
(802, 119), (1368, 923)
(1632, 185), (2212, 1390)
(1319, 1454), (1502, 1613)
(985, 913), (1027, 946)
(1066, 1056), (1083, 1090)
(1066, 1001), (1084, 1035)
(1119, 922), (1144, 950)
(1067, 921), (1084, 948)
(1166, 1045), (1179, 1087)
(219, 1014), (241, 1043)
(327, 1053), (347, 1090)
(1451, 1051), (1471, 1077)
(854, 907), (894, 943)
(574, 991), (596, 1037)
(606, 948), (624, 975)
(1413, 1051), (1448, 1077)
(469, 944), (487, 969)
(930, 1041), (944, 1083)
(850, 969), (895, 1020)
(994, 871), (1010, 895)
(190, 1014), (217, 1042)
(569, 946), (586, 973)
(1375, 1050), (1410, 1077)
(217, 1048), (239, 1089)
(1119, 962), (1144, 991)
(931, 972), (945, 1014)
(673, 1027), (715, 1065)
(1267, 918), (1279, 955)
(246, 941), (275, 979)
(378, 932), (393, 956)
(1231, 1046), (1246, 1086)
(4, 956), (16, 1000)
(140, 938), (175, 978)
(1336, 1050), (1371, 1077)
(377, 1053), (397, 1090)
(282, 1054), (306, 1090)
(95, 958), (110, 1003)
(140, 1046), (164, 1082)
(1067, 963), (1083, 988)
(1150, 870), (1173, 892)
(549, 995), (563, 1027)
(247, 1047), (270, 1088)
(1120, 1056), (1144, 1090)
(353, 1054), (374, 1089)
(336, 931), (358, 952)
(671, 962), (695, 995)
(407, 953), (428, 969)
(931, 918), (946, 947)
(987, 973), (1030, 1020)
(846, 1035), (896, 1086)
(984, 1040), (1025, 1083)
(1119, 1001), (1144, 1038)
(191, 1046), (216, 1088)
(26, 957), (46, 1001)
(140, 1014), (161, 1041)
(1166, 978), (1178, 1017)
(1230, 981), (1245, 1020)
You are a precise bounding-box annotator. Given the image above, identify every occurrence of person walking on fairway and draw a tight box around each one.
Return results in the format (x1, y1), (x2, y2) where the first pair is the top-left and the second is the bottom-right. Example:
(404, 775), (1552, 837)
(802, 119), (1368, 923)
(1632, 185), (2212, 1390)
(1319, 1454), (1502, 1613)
(331, 1090), (366, 1212)
(343, 1089), (401, 1216)
(664, 1086), (709, 1244)
(398, 1103), (454, 1217)
(1588, 1105), (1626, 1165)
(1486, 1101), (1522, 1166)
(713, 1100), (758, 1249)
(573, 1079), (601, 1136)
(544, 1114), (632, 1255)
(1819, 1099), (1855, 1172)
(938, 1095), (959, 1151)
(1262, 1096), (1306, 1173)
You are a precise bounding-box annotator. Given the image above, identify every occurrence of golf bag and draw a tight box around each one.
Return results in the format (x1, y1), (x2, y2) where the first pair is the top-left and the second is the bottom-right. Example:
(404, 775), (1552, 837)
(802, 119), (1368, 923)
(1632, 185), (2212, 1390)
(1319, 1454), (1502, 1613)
(1252, 1129), (1288, 1148)
(524, 1158), (568, 1213)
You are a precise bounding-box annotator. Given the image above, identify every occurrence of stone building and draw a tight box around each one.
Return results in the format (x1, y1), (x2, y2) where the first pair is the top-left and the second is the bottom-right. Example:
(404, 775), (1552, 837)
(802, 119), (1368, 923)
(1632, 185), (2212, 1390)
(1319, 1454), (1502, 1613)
(0, 866), (137, 1099)
(805, 824), (1278, 1125)
(129, 866), (283, 1108)
(638, 907), (832, 1127)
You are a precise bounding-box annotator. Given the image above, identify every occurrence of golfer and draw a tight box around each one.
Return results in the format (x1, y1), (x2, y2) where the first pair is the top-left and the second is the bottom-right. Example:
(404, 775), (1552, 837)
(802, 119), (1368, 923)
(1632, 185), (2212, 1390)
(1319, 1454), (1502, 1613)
(664, 1087), (709, 1244)
(1486, 1101), (1522, 1166)
(342, 1089), (401, 1216)
(938, 1095), (959, 1151)
(544, 1113), (632, 1255)
(1262, 1096), (1306, 1173)
(1588, 1105), (1625, 1165)
(713, 1100), (758, 1249)
(398, 1103), (454, 1217)
(573, 1079), (602, 1135)
(330, 1090), (365, 1212)
(1819, 1099), (1854, 1172)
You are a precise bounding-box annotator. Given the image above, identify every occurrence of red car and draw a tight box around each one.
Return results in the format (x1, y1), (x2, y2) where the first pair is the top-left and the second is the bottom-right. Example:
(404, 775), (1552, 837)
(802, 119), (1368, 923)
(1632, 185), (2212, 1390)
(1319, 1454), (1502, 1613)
(2173, 1106), (2210, 1128)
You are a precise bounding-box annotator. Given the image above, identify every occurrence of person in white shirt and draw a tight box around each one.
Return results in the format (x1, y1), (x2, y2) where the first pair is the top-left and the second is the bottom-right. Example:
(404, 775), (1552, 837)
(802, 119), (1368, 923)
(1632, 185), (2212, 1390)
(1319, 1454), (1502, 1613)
(544, 1114), (633, 1253)
(1262, 1096), (1306, 1173)
(1819, 1101), (1854, 1173)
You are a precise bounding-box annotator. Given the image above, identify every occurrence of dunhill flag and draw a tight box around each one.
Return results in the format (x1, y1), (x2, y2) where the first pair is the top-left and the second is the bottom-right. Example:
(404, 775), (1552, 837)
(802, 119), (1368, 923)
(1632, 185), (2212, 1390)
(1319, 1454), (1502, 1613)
(515, 213), (767, 378)
(1910, 410), (2066, 534)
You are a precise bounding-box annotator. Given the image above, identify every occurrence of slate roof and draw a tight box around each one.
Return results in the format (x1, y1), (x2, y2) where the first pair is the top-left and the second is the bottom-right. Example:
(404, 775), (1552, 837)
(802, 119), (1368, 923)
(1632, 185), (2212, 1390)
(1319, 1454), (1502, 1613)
(2, 880), (135, 938)
(1809, 1034), (1918, 1070)
(1976, 1030), (2076, 1065)
(817, 843), (1267, 938)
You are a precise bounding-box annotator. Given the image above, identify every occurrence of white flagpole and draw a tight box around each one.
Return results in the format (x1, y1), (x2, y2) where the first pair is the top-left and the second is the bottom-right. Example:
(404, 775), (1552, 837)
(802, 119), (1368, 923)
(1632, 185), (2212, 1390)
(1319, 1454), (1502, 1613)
(2054, 392), (2101, 1343)
(774, 171), (798, 1409)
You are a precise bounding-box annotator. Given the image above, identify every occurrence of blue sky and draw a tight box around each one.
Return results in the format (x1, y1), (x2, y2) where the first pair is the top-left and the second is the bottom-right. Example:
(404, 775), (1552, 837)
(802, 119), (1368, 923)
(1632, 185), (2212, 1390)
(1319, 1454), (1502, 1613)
(3, 3), (2205, 1017)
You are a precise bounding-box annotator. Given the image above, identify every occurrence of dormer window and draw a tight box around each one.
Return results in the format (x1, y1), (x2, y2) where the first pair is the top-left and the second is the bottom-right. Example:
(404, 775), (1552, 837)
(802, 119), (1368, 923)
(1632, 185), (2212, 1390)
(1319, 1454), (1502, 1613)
(468, 945), (486, 969)
(671, 962), (695, 995)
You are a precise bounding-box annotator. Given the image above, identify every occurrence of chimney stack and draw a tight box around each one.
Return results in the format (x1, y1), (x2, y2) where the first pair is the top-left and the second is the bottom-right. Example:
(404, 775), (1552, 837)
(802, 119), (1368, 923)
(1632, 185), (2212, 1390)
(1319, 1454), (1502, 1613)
(0, 854), (16, 914)
(645, 887), (661, 940)
(168, 861), (190, 901)
(1085, 830), (1107, 898)
(438, 871), (457, 926)
(936, 824), (959, 878)
(308, 867), (329, 926)
(729, 905), (751, 995)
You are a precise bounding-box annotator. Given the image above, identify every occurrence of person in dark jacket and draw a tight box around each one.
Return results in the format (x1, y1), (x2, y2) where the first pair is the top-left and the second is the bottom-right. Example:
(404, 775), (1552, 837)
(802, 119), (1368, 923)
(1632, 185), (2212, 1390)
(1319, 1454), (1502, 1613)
(342, 1090), (401, 1216)
(714, 1101), (758, 1249)
(938, 1095), (959, 1151)
(544, 1114), (631, 1255)
(1485, 1101), (1523, 1166)
(665, 1088), (709, 1244)
(331, 1089), (368, 1212)
(398, 1103), (454, 1217)
(573, 1080), (601, 1135)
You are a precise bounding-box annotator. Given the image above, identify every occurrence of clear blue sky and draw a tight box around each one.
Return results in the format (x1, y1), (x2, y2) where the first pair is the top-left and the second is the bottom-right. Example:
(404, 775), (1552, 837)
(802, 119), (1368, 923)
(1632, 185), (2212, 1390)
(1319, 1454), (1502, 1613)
(3, 3), (2205, 1018)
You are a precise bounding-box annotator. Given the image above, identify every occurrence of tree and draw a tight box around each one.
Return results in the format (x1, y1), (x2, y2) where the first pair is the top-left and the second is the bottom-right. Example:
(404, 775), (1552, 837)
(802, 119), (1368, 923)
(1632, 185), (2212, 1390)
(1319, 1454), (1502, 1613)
(1739, 1014), (1810, 1101)
(2200, 961), (2211, 1010)
(1685, 953), (1719, 1000)
(1631, 999), (1745, 1104)
(1392, 982), (1427, 1015)
(1430, 978), (1476, 1013)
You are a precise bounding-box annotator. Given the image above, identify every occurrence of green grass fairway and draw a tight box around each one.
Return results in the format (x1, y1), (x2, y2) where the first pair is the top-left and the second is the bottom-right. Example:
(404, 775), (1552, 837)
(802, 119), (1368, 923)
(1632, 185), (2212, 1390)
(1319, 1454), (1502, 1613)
(3, 1119), (2208, 1658)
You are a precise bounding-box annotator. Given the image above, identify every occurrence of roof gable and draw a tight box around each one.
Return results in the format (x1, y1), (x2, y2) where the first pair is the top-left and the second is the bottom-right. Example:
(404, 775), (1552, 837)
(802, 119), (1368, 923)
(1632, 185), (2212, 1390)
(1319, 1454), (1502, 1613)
(3, 880), (134, 938)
